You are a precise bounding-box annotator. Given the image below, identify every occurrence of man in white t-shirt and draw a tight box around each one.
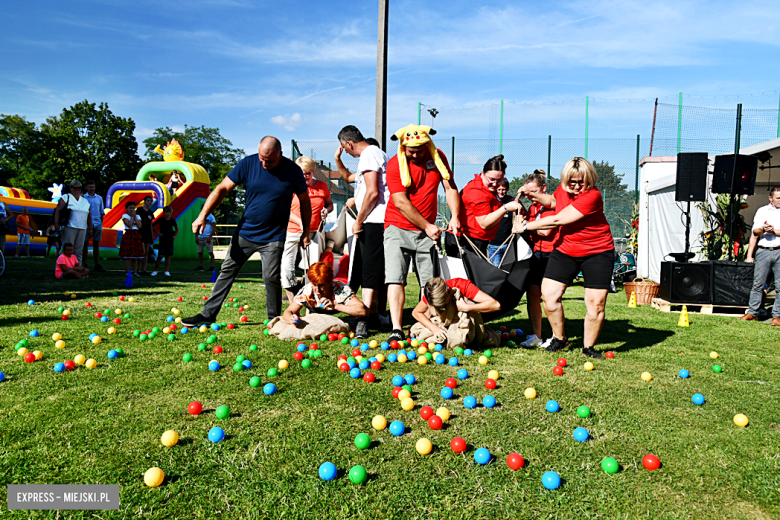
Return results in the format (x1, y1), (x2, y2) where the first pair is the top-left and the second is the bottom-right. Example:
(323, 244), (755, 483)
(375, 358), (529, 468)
(741, 187), (780, 325)
(335, 125), (390, 338)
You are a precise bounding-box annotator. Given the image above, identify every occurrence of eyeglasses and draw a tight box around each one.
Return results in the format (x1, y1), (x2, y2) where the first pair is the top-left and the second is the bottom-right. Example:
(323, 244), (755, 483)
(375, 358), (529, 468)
(71, 186), (82, 190)
(568, 179), (585, 186)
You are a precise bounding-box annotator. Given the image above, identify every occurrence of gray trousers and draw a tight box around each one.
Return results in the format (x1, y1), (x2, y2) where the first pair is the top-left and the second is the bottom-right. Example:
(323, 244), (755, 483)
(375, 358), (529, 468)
(748, 247), (780, 317)
(202, 236), (284, 320)
(62, 227), (87, 266)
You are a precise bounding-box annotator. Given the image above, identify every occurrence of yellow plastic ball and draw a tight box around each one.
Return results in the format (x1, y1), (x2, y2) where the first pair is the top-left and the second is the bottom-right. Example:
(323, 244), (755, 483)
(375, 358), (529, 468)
(417, 356), (428, 365)
(349, 332), (355, 339)
(584, 361), (594, 371)
(170, 307), (177, 313)
(411, 339), (419, 348)
(63, 291), (70, 296)
(435, 406), (450, 421)
(488, 369), (499, 380)
(641, 372), (652, 382)
(369, 340), (378, 348)
(478, 355), (489, 365)
(278, 359), (289, 370)
(401, 397), (415, 411)
(55, 340), (66, 349)
(173, 309), (180, 316)
(52, 332), (62, 341)
(107, 327), (117, 334)
(143, 467), (165, 488)
(128, 297), (135, 303)
(162, 327), (171, 334)
(91, 336), (102, 344)
(418, 346), (428, 355)
(85, 359), (97, 369)
(415, 438), (433, 455)
(397, 354), (408, 363)
(375, 354), (385, 363)
(161, 430), (179, 447)
(354, 355), (363, 362)
(62, 309), (71, 316)
(710, 351), (719, 359)
(115, 309), (122, 315)
(733, 414), (749, 427)
(174, 317), (182, 324)
(70, 293), (77, 299)
(74, 354), (86, 365)
(243, 304), (250, 310)
(17, 347), (28, 357)
(372, 415), (387, 431)
(509, 329), (517, 337)
(524, 387), (537, 399)
(397, 389), (411, 400)
(199, 325), (208, 333)
(33, 350), (43, 360)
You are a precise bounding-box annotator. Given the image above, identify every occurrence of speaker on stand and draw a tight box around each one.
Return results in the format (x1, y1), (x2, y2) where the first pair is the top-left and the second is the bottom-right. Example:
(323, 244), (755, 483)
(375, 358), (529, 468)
(659, 261), (713, 304)
(674, 153), (709, 262)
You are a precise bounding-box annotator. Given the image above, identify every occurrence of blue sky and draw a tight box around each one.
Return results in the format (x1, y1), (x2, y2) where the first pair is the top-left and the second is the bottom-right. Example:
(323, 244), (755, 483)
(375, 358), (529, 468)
(1, 0), (779, 158)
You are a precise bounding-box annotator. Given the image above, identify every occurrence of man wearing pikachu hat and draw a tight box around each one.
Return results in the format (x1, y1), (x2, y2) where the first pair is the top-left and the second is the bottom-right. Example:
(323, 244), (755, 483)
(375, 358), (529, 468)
(383, 124), (462, 343)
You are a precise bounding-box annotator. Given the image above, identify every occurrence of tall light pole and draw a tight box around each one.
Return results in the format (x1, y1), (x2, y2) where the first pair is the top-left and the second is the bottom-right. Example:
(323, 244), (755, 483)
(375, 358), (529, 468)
(375, 0), (389, 151)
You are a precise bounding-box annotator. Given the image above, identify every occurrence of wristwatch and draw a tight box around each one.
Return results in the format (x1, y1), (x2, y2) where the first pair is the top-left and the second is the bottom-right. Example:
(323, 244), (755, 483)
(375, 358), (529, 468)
(502, 204), (508, 213)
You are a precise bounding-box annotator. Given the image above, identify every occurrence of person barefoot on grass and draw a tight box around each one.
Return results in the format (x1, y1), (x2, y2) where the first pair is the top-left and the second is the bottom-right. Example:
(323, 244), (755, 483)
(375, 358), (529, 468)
(55, 243), (89, 279)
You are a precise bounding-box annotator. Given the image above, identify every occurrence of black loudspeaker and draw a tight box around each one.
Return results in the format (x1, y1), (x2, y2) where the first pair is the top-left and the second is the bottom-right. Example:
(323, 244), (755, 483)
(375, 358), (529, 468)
(712, 154), (759, 195)
(675, 152), (709, 202)
(659, 261), (712, 304)
(711, 261), (754, 306)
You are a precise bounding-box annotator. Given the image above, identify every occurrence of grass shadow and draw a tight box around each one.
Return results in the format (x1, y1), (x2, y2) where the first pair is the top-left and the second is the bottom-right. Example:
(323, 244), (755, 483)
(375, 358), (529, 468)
(599, 319), (675, 353)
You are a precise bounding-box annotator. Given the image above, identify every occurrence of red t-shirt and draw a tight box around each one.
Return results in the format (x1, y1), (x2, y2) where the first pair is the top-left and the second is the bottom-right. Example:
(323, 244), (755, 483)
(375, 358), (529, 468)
(55, 254), (79, 279)
(384, 149), (450, 231)
(552, 185), (614, 256)
(458, 175), (503, 241)
(422, 278), (480, 304)
(527, 202), (557, 253)
(288, 180), (330, 234)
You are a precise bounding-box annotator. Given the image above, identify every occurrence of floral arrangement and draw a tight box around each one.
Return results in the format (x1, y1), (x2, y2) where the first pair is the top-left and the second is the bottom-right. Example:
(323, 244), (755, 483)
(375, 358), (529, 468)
(696, 194), (749, 261)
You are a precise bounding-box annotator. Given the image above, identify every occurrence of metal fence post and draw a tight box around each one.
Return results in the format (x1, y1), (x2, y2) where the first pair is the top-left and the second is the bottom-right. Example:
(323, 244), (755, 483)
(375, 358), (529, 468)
(451, 136), (455, 175)
(499, 100), (504, 155)
(635, 135), (640, 202)
(584, 96), (589, 159)
(547, 135), (551, 175)
(417, 102), (421, 125)
(677, 92), (683, 153)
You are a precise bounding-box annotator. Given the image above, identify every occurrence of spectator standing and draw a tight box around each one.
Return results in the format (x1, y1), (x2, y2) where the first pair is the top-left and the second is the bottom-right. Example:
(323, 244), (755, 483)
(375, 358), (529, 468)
(119, 200), (144, 276)
(151, 206), (178, 277)
(14, 206), (31, 258)
(46, 217), (62, 258)
(136, 196), (155, 274)
(488, 179), (518, 266)
(82, 180), (106, 272)
(741, 187), (780, 325)
(54, 180), (93, 266)
(195, 213), (217, 271)
(0, 200), (14, 254)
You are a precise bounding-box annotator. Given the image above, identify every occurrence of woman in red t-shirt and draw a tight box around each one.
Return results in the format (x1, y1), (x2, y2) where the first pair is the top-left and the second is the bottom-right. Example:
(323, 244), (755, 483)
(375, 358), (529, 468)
(517, 157), (614, 359)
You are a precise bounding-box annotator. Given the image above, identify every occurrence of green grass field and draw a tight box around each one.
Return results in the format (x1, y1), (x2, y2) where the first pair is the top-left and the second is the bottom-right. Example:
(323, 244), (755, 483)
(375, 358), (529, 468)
(1, 257), (779, 519)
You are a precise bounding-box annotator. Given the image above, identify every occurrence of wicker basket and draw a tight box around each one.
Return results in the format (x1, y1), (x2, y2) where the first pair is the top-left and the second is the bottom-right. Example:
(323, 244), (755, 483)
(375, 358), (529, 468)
(624, 278), (660, 305)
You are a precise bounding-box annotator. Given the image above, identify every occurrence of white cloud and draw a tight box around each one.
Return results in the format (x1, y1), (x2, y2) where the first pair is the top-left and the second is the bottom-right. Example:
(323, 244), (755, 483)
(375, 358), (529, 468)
(271, 113), (302, 131)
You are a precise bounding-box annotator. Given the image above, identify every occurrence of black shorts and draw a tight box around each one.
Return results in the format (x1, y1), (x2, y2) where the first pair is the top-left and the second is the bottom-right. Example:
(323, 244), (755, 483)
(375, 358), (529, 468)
(527, 251), (551, 287)
(158, 239), (174, 257)
(350, 222), (385, 291)
(544, 249), (614, 290)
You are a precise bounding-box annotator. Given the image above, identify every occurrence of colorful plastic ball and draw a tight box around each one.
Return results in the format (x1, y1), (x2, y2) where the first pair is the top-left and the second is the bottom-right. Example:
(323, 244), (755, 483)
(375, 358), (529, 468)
(642, 454), (661, 470)
(404, 374), (416, 385)
(573, 427), (589, 442)
(249, 376), (261, 387)
(401, 384), (413, 394)
(182, 353), (193, 362)
(713, 365), (723, 373)
(144, 467), (165, 487)
(457, 369), (469, 380)
(389, 420), (405, 436)
(463, 396), (477, 409)
(348, 465), (367, 485)
(28, 299), (35, 306)
(553, 366), (564, 376)
(293, 352), (304, 361)
(0, 372), (4, 382)
(372, 415), (387, 430)
(507, 453), (524, 470)
(297, 344), (307, 352)
(391, 375), (403, 386)
(442, 378), (457, 390)
(691, 393), (705, 405)
(520, 387), (535, 400)
(232, 363), (243, 372)
(54, 362), (65, 373)
(62, 309), (71, 316)
(557, 357), (567, 367)
(24, 352), (35, 363)
(29, 329), (41, 338)
(483, 395), (496, 408)
(208, 427), (225, 443)
(115, 348), (124, 358)
(211, 323), (220, 331)
(93, 335), (104, 343)
(209, 361), (220, 372)
(199, 326), (208, 333)
(239, 315), (248, 323)
(350, 368), (362, 379)
(125, 313), (132, 319)
(33, 350), (43, 360)
(354, 433), (371, 450)
(733, 414), (749, 427)
(450, 437), (467, 453)
(64, 360), (75, 370)
(215, 405), (230, 419)
(641, 372), (653, 381)
(363, 372), (376, 383)
(679, 369), (690, 379)
(710, 351), (719, 359)
(398, 354), (408, 363)
(542, 471), (561, 490)
(601, 457), (619, 474)
(263, 383), (277, 395)
(17, 347), (28, 357)
(428, 414), (443, 430)
(440, 386), (456, 400)
(107, 350), (118, 359)
(358, 359), (369, 370)
(60, 314), (69, 321)
(415, 407), (432, 422)
(577, 405), (591, 418)
(434, 344), (443, 351)
(370, 361), (381, 370)
(485, 378), (497, 390)
(474, 448), (492, 465)
(213, 345), (223, 354)
(52, 332), (62, 341)
(301, 359), (312, 368)
(434, 354), (445, 364)
(478, 355), (489, 365)
(161, 430), (179, 447)
(546, 400), (560, 413)
(85, 359), (97, 369)
(401, 397), (415, 411)
(388, 353), (398, 362)
(463, 348), (472, 356)
(380, 342), (390, 350)
(583, 361), (595, 371)
(72, 355), (85, 365)
(350, 339), (359, 348)
(338, 363), (350, 372)
(414, 437), (433, 455)
(605, 351), (615, 359)
(318, 462), (337, 481)
(436, 406), (451, 421)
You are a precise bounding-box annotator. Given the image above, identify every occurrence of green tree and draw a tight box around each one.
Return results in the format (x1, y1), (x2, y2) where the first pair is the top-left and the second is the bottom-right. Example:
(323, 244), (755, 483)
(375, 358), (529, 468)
(0, 115), (52, 199)
(143, 125), (245, 223)
(40, 101), (143, 195)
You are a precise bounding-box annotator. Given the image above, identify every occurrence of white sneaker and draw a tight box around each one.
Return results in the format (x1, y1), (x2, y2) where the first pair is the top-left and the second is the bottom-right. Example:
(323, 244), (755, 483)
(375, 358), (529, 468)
(540, 336), (554, 349)
(164, 271), (170, 276)
(520, 334), (542, 348)
(151, 271), (158, 276)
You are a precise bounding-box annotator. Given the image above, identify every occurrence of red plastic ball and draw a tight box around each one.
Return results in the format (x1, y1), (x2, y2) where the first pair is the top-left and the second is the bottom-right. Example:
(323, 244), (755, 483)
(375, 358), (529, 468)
(61, 315), (69, 320)
(338, 333), (347, 339)
(501, 332), (510, 340)
(391, 386), (402, 398)
(293, 352), (304, 361)
(85, 302), (92, 307)
(113, 318), (121, 325)
(642, 454), (661, 471)
(24, 353), (35, 363)
(419, 342), (427, 349)
(351, 348), (361, 357)
(309, 344), (319, 350)
(553, 366), (564, 376)
(390, 341), (399, 349)
(328, 334), (337, 341)
(169, 324), (177, 331)
(428, 415), (443, 430)
(506, 453), (525, 470)
(94, 313), (102, 318)
(485, 378), (497, 390)
(450, 437), (467, 453)
(213, 346), (223, 354)
(229, 298), (234, 302)
(605, 351), (615, 359)
(363, 372), (375, 383)
(201, 284), (206, 288)
(240, 316), (248, 322)
(226, 323), (235, 330)
(238, 307), (244, 312)
(188, 401), (202, 415)
(177, 297), (183, 302)
(64, 360), (75, 371)
(339, 363), (350, 372)
(370, 361), (381, 370)
(420, 406), (434, 420)
(337, 355), (347, 361)
(557, 357), (567, 367)
(499, 325), (507, 332)
(445, 377), (458, 389)
(119, 296), (125, 301)
(203, 296), (208, 301)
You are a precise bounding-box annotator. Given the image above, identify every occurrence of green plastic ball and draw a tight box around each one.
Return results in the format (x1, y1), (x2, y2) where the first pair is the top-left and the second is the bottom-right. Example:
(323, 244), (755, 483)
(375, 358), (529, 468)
(577, 406), (591, 418)
(149, 332), (157, 339)
(103, 309), (111, 315)
(347, 356), (356, 364)
(112, 292), (118, 296)
(124, 313), (131, 319)
(713, 365), (723, 373)
(133, 330), (141, 337)
(301, 359), (312, 368)
(236, 355), (246, 363)
(506, 340), (515, 347)
(348, 465), (367, 484)
(263, 319), (269, 325)
(215, 405), (230, 419)
(220, 322), (227, 328)
(455, 347), (464, 355)
(139, 334), (148, 341)
(249, 344), (258, 352)
(15, 343), (23, 351)
(167, 334), (176, 341)
(402, 384), (412, 393)
(312, 350), (322, 358)
(424, 352), (433, 361)
(601, 457), (619, 474)
(224, 303), (230, 308)
(152, 327), (161, 334)
(484, 350), (493, 358)
(263, 329), (270, 336)
(341, 337), (349, 345)
(115, 348), (125, 357)
(239, 285), (243, 289)
(21, 339), (29, 347)
(183, 353), (193, 362)
(249, 376), (261, 387)
(320, 334), (328, 342)
(58, 306), (65, 312)
(354, 433), (371, 450)
(267, 368), (278, 377)
(233, 363), (243, 372)
(207, 337), (216, 344)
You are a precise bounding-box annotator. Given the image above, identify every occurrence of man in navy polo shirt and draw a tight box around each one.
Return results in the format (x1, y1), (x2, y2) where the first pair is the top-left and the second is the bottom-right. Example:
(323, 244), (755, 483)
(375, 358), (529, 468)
(182, 136), (311, 325)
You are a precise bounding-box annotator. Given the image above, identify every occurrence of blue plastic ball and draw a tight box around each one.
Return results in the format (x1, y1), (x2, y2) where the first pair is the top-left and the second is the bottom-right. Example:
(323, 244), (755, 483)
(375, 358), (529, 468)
(392, 375), (404, 386)
(441, 387), (454, 399)
(397, 349), (407, 357)
(463, 349), (473, 356)
(474, 448), (492, 465)
(483, 395), (496, 408)
(457, 369), (469, 380)
(434, 354), (445, 365)
(241, 360), (252, 369)
(297, 344), (306, 352)
(381, 342), (390, 350)
(407, 351), (417, 360)
(388, 353), (398, 363)
(54, 363), (65, 373)
(350, 339), (360, 348)
(573, 427), (589, 442)
(404, 374), (416, 385)
(448, 357), (459, 367)
(389, 420), (405, 436)
(515, 329), (523, 337)
(347, 360), (356, 369)
(30, 330), (40, 338)
(542, 471), (561, 490)
(0, 371), (4, 382)
(434, 344), (443, 351)
(546, 400), (560, 413)
(350, 368), (362, 379)
(181, 327), (189, 334)
(359, 359), (369, 370)
(369, 357), (377, 363)
(27, 300), (35, 306)
(209, 361), (220, 372)
(101, 316), (109, 322)
(692, 393), (705, 405)
(360, 343), (369, 351)
(679, 369), (690, 379)
(211, 323), (220, 331)
(318, 462), (337, 481)
(107, 350), (118, 359)
(263, 383), (277, 395)
(464, 396), (477, 409)
(89, 333), (97, 341)
(208, 427), (225, 443)
(166, 316), (174, 322)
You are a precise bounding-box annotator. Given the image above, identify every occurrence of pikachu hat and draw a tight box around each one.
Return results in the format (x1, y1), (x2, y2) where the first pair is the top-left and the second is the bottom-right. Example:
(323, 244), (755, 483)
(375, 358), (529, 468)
(390, 124), (450, 187)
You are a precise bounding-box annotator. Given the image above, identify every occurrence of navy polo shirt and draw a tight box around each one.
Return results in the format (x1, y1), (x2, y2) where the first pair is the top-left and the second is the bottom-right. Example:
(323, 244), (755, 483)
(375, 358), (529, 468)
(227, 154), (307, 244)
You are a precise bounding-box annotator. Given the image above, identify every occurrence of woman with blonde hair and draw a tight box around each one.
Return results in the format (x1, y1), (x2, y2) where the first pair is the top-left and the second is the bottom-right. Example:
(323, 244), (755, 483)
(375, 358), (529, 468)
(516, 157), (614, 359)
